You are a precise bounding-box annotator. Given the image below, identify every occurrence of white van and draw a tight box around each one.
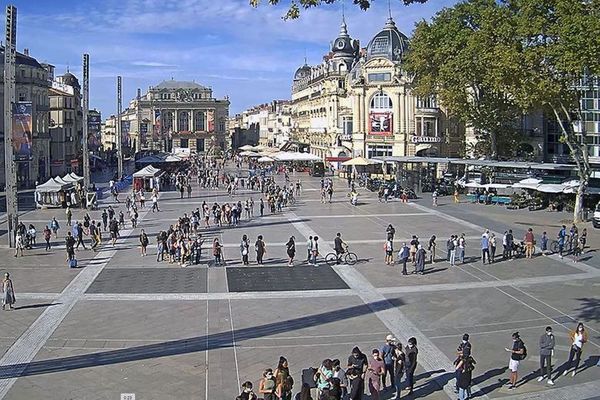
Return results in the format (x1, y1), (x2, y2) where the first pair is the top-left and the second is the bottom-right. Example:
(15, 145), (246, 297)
(593, 202), (600, 228)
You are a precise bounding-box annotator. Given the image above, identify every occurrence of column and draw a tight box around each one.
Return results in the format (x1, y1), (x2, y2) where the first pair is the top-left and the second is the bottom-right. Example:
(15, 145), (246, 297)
(174, 109), (179, 132)
(190, 109), (195, 132)
(435, 118), (439, 137)
(421, 116), (425, 137)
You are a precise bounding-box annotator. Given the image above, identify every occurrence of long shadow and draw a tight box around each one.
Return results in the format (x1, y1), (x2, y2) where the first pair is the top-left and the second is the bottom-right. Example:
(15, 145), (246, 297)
(0, 298), (404, 379)
(14, 303), (61, 310)
(574, 297), (600, 324)
(410, 371), (453, 398)
(470, 367), (509, 397)
(423, 267), (448, 275)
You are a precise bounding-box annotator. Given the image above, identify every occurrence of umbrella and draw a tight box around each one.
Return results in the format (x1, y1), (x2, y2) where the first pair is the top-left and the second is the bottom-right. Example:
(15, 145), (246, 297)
(341, 156), (381, 166)
(257, 156), (274, 163)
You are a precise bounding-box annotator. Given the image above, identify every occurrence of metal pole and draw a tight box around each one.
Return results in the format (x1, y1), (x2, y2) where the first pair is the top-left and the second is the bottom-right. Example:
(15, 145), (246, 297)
(82, 53), (90, 189)
(136, 88), (142, 152)
(3, 5), (17, 248)
(116, 76), (123, 178)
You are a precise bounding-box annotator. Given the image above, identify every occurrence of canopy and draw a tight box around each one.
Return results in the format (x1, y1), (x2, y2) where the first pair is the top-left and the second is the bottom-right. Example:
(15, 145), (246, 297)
(239, 151), (260, 157)
(342, 156), (382, 166)
(513, 178), (542, 190)
(257, 156), (274, 163)
(35, 177), (70, 193)
(133, 165), (163, 178)
(463, 181), (482, 188)
(62, 172), (84, 183)
(273, 152), (322, 162)
(239, 145), (256, 151)
(484, 183), (511, 189)
(536, 183), (567, 193)
(54, 176), (71, 186)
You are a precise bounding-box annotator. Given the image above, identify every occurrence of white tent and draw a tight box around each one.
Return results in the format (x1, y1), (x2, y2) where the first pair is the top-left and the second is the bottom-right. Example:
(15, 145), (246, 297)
(54, 176), (72, 186)
(484, 183), (511, 189)
(463, 181), (482, 188)
(239, 145), (256, 151)
(62, 172), (84, 183)
(341, 157), (382, 166)
(133, 165), (163, 178)
(36, 177), (70, 193)
(273, 152), (322, 162)
(536, 183), (567, 193)
(257, 156), (275, 163)
(512, 178), (542, 190)
(239, 151), (260, 157)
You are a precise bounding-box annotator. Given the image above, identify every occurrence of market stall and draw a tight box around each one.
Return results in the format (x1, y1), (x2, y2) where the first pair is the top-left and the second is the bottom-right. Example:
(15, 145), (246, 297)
(35, 178), (73, 208)
(133, 165), (163, 192)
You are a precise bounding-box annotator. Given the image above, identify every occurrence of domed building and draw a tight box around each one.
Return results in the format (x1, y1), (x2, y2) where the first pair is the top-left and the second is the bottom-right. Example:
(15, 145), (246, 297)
(348, 16), (462, 160)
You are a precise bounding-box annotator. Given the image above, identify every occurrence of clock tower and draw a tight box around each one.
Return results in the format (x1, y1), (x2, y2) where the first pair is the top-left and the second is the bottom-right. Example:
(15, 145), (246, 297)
(330, 17), (359, 73)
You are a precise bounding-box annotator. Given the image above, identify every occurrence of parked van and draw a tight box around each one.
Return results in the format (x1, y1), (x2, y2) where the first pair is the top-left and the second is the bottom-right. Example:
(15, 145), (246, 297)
(593, 202), (600, 228)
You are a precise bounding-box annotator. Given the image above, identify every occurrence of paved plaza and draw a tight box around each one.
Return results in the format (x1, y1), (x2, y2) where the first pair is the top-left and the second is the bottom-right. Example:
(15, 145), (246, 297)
(0, 171), (599, 400)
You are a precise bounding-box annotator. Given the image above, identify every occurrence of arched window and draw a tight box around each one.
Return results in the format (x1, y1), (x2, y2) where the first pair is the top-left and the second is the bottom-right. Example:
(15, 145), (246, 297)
(370, 92), (393, 110)
(194, 111), (205, 131)
(164, 112), (174, 131)
(178, 111), (189, 131)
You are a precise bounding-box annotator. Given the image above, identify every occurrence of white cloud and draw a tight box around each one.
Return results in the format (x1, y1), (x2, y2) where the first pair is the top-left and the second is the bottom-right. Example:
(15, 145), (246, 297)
(130, 61), (179, 68)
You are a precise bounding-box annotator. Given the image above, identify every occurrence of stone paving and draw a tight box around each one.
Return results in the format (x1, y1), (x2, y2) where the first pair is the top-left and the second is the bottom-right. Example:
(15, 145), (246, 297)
(0, 169), (598, 400)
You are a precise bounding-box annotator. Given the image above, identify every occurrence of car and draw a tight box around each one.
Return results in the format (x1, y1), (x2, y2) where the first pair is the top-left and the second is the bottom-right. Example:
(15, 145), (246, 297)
(593, 202), (600, 228)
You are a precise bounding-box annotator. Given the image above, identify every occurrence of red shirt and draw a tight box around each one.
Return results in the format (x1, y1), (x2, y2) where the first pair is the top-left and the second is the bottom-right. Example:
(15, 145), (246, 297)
(525, 232), (534, 243)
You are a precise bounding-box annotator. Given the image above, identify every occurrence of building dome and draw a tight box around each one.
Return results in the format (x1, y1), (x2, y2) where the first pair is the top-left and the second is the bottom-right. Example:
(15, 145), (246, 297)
(331, 19), (355, 57)
(294, 64), (311, 80)
(60, 71), (80, 88)
(366, 17), (410, 63)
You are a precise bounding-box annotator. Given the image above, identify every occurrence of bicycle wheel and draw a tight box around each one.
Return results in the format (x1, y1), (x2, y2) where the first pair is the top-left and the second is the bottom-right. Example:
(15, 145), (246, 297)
(325, 253), (338, 266)
(550, 241), (559, 253)
(345, 252), (358, 265)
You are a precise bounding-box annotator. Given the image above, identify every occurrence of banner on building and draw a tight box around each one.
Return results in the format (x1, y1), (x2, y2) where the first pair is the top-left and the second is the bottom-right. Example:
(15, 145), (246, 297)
(140, 122), (148, 146)
(12, 101), (33, 161)
(88, 113), (101, 132)
(87, 133), (100, 150)
(207, 109), (215, 133)
(369, 112), (393, 135)
(121, 120), (131, 147)
(153, 110), (161, 140)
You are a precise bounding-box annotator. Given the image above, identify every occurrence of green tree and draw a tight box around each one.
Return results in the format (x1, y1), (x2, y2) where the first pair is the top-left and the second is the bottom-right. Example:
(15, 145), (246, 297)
(249, 0), (427, 19)
(507, 0), (600, 222)
(404, 0), (524, 159)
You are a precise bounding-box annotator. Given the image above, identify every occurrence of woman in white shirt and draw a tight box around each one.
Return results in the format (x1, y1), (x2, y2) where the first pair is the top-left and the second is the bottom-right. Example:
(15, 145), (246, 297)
(562, 322), (588, 377)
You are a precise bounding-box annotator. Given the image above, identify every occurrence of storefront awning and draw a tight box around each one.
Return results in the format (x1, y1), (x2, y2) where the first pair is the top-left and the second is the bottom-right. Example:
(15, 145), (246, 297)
(325, 156), (352, 162)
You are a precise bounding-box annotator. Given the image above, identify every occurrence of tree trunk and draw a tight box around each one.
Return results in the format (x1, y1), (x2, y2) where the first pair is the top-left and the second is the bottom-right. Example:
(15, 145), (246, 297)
(574, 182), (585, 223)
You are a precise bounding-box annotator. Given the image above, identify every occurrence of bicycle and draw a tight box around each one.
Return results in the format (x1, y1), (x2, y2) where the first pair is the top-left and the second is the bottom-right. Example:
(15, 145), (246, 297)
(325, 248), (358, 266)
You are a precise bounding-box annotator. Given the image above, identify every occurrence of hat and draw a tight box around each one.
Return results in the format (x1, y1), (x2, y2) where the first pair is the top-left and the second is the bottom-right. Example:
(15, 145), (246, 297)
(386, 334), (396, 342)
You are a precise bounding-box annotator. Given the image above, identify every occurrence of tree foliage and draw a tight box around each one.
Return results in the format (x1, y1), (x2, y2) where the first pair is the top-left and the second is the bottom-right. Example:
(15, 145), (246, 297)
(404, 0), (524, 159)
(249, 0), (427, 19)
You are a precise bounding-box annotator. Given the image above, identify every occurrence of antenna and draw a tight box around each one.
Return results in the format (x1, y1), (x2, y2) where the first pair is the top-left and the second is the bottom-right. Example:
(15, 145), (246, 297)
(388, 0), (392, 18)
(304, 48), (307, 65)
(342, 0), (346, 23)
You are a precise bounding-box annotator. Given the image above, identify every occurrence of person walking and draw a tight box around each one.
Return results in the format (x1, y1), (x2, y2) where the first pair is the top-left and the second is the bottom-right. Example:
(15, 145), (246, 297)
(260, 198), (265, 217)
(14, 231), (24, 258)
(453, 188), (460, 203)
(481, 231), (490, 264)
(1, 273), (16, 311)
(454, 334), (472, 394)
(255, 235), (266, 265)
(538, 326), (555, 385)
(384, 237), (394, 265)
(380, 335), (396, 390)
(43, 225), (52, 251)
(310, 236), (319, 266)
(50, 217), (60, 238)
(212, 238), (223, 266)
(286, 236), (296, 267)
(398, 243), (409, 275)
(540, 231), (549, 256)
(404, 337), (418, 395)
(240, 234), (250, 265)
(456, 355), (474, 400)
(66, 206), (72, 226)
(428, 235), (437, 263)
(505, 332), (525, 390)
(562, 322), (588, 377)
(306, 236), (313, 263)
(65, 232), (76, 261)
(415, 244), (426, 274)
(139, 229), (149, 257)
(432, 189), (438, 206)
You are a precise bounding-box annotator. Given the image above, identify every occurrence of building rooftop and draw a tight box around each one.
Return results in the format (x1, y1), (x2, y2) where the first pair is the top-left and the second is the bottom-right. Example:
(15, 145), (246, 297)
(155, 79), (208, 90)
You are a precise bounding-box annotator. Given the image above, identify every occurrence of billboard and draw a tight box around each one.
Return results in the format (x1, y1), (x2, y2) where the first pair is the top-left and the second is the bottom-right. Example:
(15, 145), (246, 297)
(207, 109), (215, 133)
(12, 101), (32, 161)
(140, 122), (148, 146)
(121, 120), (131, 147)
(369, 112), (392, 135)
(88, 113), (101, 132)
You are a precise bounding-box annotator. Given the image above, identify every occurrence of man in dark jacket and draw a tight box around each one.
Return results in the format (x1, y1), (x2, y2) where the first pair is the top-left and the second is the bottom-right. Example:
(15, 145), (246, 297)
(538, 326), (555, 385)
(404, 337), (418, 395)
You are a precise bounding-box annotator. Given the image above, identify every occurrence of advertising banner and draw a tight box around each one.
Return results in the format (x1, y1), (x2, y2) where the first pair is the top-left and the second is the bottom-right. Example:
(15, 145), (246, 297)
(207, 109), (215, 133)
(12, 101), (33, 161)
(140, 122), (148, 146)
(121, 120), (131, 147)
(88, 114), (101, 132)
(153, 110), (161, 140)
(369, 112), (393, 135)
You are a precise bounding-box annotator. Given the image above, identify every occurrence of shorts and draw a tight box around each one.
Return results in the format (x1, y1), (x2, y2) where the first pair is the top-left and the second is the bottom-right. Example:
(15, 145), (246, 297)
(386, 250), (393, 256)
(508, 359), (519, 372)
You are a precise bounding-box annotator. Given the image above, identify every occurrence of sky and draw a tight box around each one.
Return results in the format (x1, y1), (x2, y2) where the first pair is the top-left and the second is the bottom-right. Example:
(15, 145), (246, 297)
(10, 0), (458, 118)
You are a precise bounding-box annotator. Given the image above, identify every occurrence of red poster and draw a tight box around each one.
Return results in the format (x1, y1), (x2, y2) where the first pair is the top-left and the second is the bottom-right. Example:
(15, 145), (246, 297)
(369, 112), (393, 135)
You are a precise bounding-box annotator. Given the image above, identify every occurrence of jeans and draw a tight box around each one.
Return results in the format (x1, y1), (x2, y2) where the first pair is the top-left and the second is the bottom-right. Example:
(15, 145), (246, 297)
(382, 363), (394, 388)
(540, 354), (552, 377)
(405, 368), (415, 390)
(401, 258), (408, 274)
(482, 248), (490, 263)
(458, 387), (469, 400)
(450, 250), (456, 266)
(458, 248), (465, 263)
(490, 246), (496, 261)
(310, 251), (318, 265)
(566, 345), (582, 371)
(394, 372), (403, 399)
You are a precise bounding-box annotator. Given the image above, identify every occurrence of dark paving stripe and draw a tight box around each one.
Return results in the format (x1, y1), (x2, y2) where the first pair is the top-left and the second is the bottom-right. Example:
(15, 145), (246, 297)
(226, 265), (349, 292)
(87, 268), (208, 293)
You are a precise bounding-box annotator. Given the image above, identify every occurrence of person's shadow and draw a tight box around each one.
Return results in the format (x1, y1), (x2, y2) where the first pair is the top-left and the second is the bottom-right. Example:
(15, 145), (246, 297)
(469, 366), (508, 397)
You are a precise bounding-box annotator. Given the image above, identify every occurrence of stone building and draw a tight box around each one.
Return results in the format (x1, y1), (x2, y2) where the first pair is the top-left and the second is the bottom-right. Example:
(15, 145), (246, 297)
(111, 79), (229, 156)
(0, 47), (51, 187)
(48, 71), (83, 176)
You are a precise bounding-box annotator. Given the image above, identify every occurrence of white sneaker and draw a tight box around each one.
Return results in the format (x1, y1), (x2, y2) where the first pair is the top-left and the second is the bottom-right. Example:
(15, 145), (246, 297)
(572, 371), (576, 377)
(537, 376), (545, 382)
(562, 370), (569, 376)
(547, 379), (554, 385)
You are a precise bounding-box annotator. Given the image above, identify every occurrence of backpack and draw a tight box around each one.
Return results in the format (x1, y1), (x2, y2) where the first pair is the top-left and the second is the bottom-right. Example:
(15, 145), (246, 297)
(518, 340), (527, 360)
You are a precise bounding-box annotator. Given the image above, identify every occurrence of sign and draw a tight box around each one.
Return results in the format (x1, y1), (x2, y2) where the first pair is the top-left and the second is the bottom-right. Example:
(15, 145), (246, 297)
(207, 109), (215, 133)
(12, 102), (33, 161)
(153, 110), (161, 139)
(409, 135), (442, 144)
(369, 112), (393, 135)
(121, 120), (131, 146)
(88, 114), (101, 132)
(51, 80), (74, 95)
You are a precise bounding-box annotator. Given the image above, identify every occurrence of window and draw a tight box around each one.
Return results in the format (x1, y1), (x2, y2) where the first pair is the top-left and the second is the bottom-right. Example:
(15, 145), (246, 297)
(196, 138), (205, 152)
(178, 111), (189, 131)
(417, 96), (438, 108)
(368, 73), (391, 82)
(164, 112), (174, 130)
(342, 117), (353, 135)
(367, 144), (392, 158)
(180, 138), (189, 148)
(194, 111), (205, 131)
(370, 93), (392, 110)
(370, 37), (390, 55)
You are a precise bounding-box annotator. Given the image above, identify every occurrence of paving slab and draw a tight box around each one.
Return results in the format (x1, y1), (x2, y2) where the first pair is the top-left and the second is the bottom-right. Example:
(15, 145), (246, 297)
(86, 268), (208, 294)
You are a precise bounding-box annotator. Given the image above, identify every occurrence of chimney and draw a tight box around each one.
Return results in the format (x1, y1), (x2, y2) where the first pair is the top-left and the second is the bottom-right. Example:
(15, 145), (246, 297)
(23, 48), (29, 56)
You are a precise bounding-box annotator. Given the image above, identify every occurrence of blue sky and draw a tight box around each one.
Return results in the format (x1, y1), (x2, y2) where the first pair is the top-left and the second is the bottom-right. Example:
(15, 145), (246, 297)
(11, 0), (457, 118)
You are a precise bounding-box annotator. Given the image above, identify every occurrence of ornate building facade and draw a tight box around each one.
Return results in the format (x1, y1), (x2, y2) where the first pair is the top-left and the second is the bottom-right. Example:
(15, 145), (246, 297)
(106, 79), (229, 156)
(290, 16), (464, 161)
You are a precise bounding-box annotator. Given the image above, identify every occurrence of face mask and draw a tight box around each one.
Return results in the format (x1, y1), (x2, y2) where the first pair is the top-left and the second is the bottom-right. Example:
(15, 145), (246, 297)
(578, 327), (583, 332)
(244, 388), (252, 393)
(266, 374), (273, 379)
(462, 340), (467, 344)
(547, 332), (552, 336)
(408, 344), (414, 348)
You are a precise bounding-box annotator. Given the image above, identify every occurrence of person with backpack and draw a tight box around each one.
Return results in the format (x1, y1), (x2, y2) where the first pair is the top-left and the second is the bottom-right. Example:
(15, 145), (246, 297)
(380, 335), (396, 390)
(455, 354), (475, 400)
(454, 334), (472, 394)
(505, 332), (526, 390)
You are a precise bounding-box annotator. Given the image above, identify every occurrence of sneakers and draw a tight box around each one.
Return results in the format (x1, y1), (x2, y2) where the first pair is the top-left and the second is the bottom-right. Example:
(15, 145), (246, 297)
(537, 376), (545, 382)
(547, 379), (555, 385)
(572, 371), (576, 377)
(562, 370), (569, 376)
